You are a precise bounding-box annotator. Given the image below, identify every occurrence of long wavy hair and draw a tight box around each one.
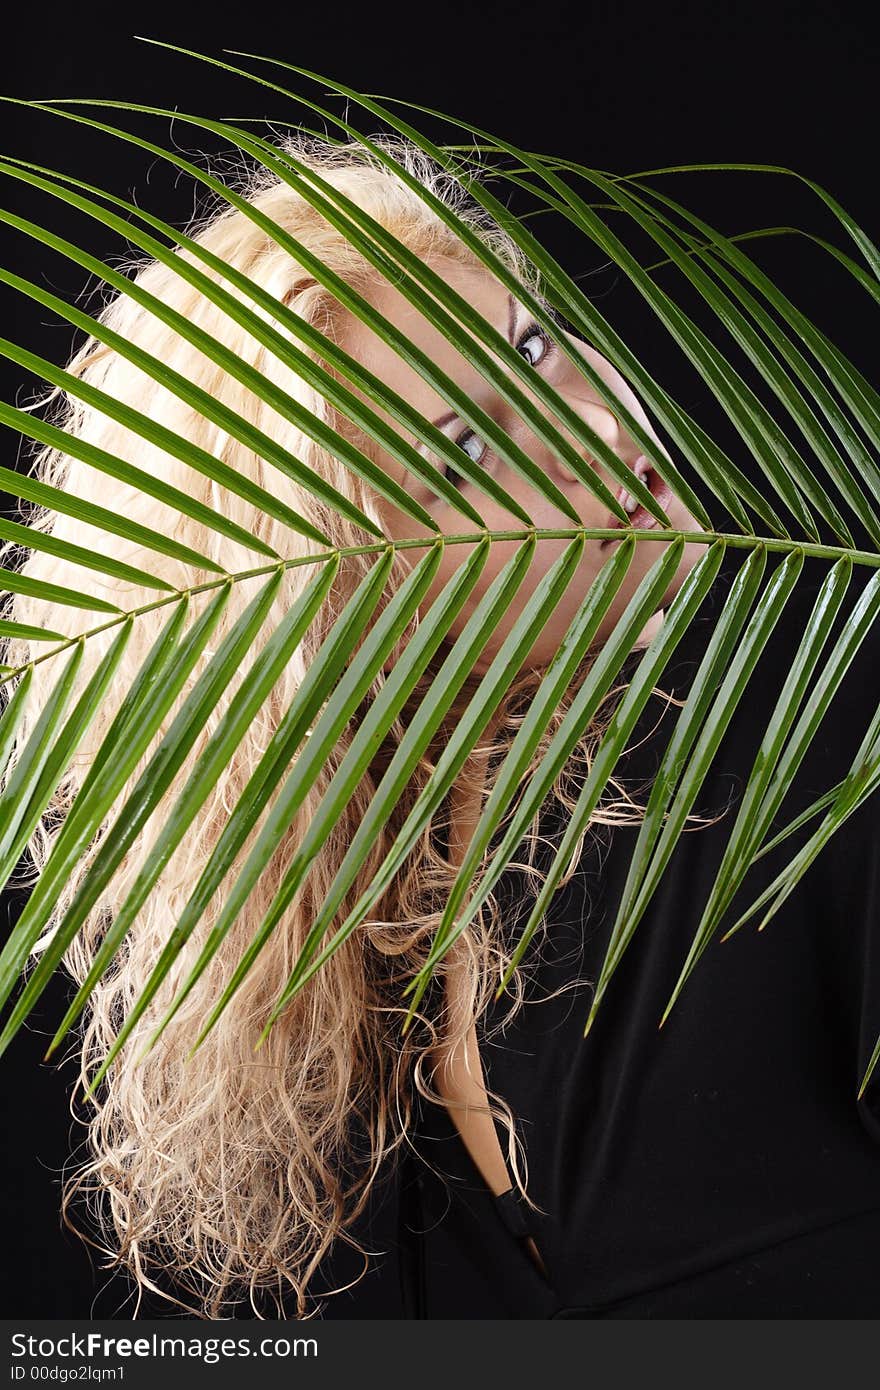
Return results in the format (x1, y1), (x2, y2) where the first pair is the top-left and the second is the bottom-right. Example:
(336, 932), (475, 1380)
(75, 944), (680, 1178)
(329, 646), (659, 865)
(0, 131), (705, 1319)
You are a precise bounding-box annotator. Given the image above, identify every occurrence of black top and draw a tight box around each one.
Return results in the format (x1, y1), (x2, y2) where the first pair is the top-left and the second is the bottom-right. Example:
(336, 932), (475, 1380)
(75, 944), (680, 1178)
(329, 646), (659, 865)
(396, 545), (880, 1319)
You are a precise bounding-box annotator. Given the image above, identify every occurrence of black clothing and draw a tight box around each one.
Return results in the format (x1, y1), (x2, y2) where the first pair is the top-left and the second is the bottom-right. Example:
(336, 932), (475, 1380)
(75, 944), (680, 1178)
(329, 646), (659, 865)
(397, 546), (880, 1318)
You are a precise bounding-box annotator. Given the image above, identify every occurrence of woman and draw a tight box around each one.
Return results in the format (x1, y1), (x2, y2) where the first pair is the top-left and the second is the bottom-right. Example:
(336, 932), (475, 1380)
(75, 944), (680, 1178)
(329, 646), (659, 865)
(1, 132), (877, 1322)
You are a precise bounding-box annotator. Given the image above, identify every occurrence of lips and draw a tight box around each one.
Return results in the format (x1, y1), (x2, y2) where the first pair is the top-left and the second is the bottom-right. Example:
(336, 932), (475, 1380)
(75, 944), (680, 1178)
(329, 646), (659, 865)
(600, 455), (674, 548)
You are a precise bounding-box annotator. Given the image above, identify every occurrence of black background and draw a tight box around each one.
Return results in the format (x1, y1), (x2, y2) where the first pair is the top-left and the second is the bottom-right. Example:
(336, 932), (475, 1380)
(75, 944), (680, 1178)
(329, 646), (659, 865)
(0, 0), (876, 1320)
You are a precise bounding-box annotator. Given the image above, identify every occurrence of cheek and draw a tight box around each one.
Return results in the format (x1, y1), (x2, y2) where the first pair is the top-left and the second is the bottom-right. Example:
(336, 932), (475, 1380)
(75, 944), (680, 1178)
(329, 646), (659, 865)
(376, 488), (441, 546)
(415, 535), (567, 650)
(417, 537), (513, 624)
(561, 334), (662, 446)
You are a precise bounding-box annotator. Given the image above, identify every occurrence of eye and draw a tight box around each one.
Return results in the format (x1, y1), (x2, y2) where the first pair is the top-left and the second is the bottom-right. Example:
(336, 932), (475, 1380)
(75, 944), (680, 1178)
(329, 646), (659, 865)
(441, 427), (485, 492)
(516, 322), (551, 367)
(440, 322), (555, 489)
(456, 430), (487, 464)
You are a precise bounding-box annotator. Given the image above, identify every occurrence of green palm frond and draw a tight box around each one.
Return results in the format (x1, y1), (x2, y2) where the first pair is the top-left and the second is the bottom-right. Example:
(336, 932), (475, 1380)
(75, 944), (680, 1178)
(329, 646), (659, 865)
(1, 44), (879, 1104)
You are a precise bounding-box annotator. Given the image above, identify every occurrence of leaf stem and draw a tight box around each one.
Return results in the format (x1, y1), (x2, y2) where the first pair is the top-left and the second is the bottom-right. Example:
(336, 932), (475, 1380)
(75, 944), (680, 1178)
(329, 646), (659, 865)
(2, 526), (878, 686)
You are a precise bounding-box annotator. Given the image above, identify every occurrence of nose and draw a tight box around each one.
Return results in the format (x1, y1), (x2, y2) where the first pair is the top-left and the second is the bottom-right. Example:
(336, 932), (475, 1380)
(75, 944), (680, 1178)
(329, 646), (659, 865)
(545, 398), (621, 487)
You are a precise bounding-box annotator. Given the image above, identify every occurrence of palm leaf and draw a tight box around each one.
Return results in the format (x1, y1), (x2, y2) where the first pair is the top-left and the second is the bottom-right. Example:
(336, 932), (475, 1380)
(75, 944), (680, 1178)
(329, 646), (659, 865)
(0, 588), (227, 1017)
(257, 531), (550, 1029)
(495, 156), (880, 461)
(292, 78), (823, 544)
(603, 160), (879, 278)
(491, 166), (878, 538)
(1, 49), (878, 1102)
(4, 569), (287, 1061)
(8, 92), (677, 531)
(401, 532), (697, 1025)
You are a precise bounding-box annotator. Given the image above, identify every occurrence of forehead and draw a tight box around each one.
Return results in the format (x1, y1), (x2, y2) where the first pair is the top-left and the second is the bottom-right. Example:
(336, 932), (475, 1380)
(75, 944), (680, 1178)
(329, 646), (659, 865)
(342, 257), (519, 401)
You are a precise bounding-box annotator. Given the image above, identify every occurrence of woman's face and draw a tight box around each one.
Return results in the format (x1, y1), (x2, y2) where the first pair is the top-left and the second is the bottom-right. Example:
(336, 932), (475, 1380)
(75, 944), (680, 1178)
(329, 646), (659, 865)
(340, 257), (704, 675)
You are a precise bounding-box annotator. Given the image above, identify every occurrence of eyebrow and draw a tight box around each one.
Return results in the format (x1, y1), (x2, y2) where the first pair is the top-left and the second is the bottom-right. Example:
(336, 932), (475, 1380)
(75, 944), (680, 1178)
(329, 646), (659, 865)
(421, 291), (518, 437)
